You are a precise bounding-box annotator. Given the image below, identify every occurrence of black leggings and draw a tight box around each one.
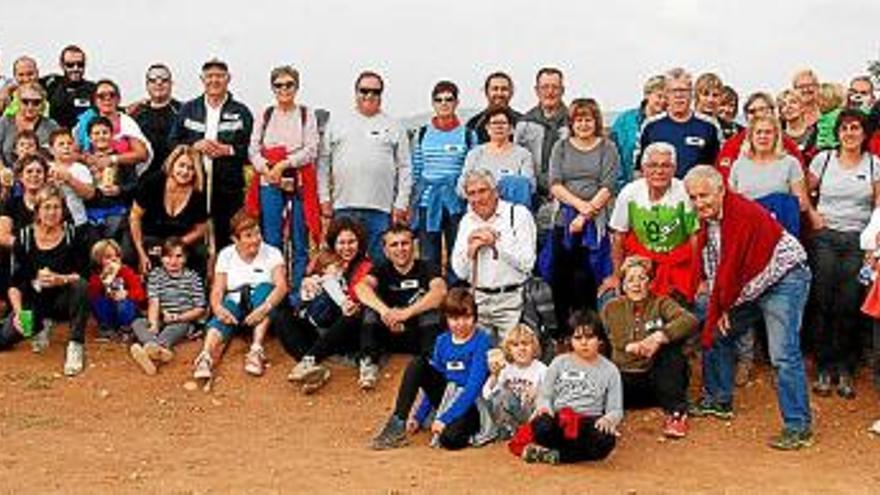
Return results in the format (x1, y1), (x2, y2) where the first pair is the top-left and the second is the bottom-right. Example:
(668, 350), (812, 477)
(621, 342), (690, 415)
(273, 308), (360, 362)
(550, 227), (598, 336)
(361, 308), (440, 363)
(392, 355), (480, 450)
(0, 279), (89, 350)
(530, 413), (616, 463)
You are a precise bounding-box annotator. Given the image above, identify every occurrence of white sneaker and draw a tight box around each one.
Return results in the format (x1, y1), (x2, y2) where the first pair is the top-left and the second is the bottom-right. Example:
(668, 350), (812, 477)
(870, 419), (880, 436)
(288, 355), (317, 382)
(193, 352), (213, 380)
(244, 346), (266, 376)
(358, 357), (379, 390)
(31, 319), (53, 354)
(63, 341), (84, 376)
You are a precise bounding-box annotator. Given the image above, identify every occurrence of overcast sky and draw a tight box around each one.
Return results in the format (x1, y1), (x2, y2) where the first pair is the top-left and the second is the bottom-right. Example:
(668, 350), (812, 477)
(4, 0), (880, 120)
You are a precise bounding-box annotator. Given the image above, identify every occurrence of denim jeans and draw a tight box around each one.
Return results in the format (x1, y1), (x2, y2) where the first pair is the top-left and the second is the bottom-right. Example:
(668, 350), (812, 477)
(260, 186), (309, 299)
(206, 282), (274, 340)
(416, 208), (460, 283)
(701, 264), (812, 431)
(334, 207), (390, 264)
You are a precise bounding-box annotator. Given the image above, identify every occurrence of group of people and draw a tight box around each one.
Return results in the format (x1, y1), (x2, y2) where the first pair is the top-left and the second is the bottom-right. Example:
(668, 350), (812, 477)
(2, 43), (880, 464)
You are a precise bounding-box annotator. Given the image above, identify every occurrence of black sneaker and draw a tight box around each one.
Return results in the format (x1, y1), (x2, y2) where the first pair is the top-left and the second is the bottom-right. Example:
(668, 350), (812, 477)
(521, 443), (560, 464)
(812, 372), (832, 397)
(371, 416), (408, 450)
(769, 427), (814, 450)
(837, 374), (856, 399)
(689, 398), (734, 420)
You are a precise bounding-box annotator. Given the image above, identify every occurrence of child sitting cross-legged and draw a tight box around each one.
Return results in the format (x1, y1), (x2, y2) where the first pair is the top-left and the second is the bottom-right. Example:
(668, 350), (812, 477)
(371, 287), (490, 450)
(86, 238), (145, 341)
(517, 310), (622, 465)
(129, 237), (206, 375)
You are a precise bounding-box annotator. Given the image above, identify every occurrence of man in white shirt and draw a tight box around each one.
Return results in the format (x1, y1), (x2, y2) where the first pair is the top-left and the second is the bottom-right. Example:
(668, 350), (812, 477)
(452, 169), (536, 340)
(319, 70), (411, 263)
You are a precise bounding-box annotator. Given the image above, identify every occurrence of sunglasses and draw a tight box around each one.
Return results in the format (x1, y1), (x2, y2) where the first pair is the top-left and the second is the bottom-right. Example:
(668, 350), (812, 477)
(433, 96), (456, 104)
(358, 87), (382, 97)
(273, 81), (297, 90)
(20, 98), (42, 107)
(147, 76), (170, 84)
(95, 91), (118, 100)
(64, 61), (85, 70)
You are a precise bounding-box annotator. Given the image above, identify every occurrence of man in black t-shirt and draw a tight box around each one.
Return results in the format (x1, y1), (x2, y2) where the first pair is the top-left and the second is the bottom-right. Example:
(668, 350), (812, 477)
(40, 45), (95, 129)
(355, 224), (447, 390)
(127, 64), (181, 182)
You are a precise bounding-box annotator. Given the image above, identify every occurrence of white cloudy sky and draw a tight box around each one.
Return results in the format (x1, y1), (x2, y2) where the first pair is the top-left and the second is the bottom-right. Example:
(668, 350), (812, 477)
(4, 0), (880, 119)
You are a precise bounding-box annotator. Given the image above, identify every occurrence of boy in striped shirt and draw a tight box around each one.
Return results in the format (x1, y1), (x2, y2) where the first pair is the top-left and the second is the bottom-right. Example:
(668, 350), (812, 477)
(129, 237), (207, 375)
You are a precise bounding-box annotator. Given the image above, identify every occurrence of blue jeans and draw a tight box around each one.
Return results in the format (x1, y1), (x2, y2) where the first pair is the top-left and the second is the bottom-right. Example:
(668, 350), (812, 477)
(701, 265), (812, 431)
(260, 186), (309, 300)
(416, 208), (460, 284)
(90, 296), (140, 330)
(334, 207), (389, 264)
(207, 283), (274, 340)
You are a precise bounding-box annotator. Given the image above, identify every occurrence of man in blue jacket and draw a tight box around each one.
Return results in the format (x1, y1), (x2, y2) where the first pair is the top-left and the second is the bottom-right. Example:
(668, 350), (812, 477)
(170, 58), (253, 251)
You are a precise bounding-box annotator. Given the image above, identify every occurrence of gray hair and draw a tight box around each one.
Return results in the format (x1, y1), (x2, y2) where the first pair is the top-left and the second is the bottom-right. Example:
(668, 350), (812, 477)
(641, 142), (677, 168)
(683, 164), (724, 190)
(270, 65), (300, 87)
(665, 67), (692, 88)
(462, 168), (497, 191)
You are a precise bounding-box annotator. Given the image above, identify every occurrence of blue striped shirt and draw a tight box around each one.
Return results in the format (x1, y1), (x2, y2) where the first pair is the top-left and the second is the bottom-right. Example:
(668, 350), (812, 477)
(412, 124), (475, 207)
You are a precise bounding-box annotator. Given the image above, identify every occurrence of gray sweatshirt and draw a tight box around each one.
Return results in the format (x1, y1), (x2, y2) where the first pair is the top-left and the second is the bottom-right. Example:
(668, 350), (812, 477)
(536, 353), (623, 426)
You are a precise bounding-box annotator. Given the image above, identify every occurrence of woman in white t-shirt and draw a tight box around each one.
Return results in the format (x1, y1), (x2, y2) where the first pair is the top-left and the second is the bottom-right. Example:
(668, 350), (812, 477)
(193, 210), (288, 380)
(806, 109), (880, 400)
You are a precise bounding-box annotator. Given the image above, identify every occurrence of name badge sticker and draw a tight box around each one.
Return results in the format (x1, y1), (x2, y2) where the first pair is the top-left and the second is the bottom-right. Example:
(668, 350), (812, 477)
(446, 361), (465, 371)
(685, 136), (706, 147)
(400, 279), (419, 290)
(561, 370), (586, 381)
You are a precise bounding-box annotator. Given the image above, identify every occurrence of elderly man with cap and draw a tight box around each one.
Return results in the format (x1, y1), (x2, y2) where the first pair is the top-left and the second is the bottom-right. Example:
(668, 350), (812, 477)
(41, 44), (95, 129)
(127, 63), (181, 181)
(170, 58), (253, 251)
(451, 168), (536, 340)
(684, 164), (813, 451)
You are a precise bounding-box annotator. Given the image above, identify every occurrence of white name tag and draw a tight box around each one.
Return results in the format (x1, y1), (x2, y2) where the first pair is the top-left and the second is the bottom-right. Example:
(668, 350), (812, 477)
(184, 118), (206, 133)
(444, 144), (464, 153)
(73, 98), (90, 108)
(446, 360), (465, 371)
(222, 112), (242, 121)
(400, 279), (419, 290)
(561, 370), (586, 381)
(218, 121), (244, 132)
(685, 136), (706, 147)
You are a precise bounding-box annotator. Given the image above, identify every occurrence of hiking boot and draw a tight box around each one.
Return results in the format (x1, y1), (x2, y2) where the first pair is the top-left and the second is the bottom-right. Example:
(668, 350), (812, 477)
(63, 341), (84, 377)
(371, 416), (408, 450)
(193, 352), (213, 380)
(768, 427), (814, 450)
(837, 374), (856, 399)
(129, 343), (157, 375)
(244, 346), (266, 377)
(521, 443), (560, 465)
(812, 372), (832, 397)
(689, 398), (734, 420)
(663, 412), (689, 439)
(735, 361), (752, 387)
(358, 357), (379, 390)
(288, 355), (317, 382)
(301, 365), (330, 394)
(144, 342), (174, 363)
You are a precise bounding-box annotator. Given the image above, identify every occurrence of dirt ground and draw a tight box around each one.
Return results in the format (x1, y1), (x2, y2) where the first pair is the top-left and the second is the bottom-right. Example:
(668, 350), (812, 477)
(2, 327), (880, 495)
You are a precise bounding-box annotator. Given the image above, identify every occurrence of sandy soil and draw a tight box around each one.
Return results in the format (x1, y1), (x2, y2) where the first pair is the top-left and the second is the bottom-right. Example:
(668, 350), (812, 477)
(2, 327), (880, 495)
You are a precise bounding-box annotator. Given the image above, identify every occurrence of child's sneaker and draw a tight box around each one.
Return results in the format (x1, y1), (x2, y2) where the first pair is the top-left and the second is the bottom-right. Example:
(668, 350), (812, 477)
(768, 427), (814, 450)
(129, 343), (157, 375)
(358, 357), (379, 390)
(63, 341), (85, 377)
(868, 419), (880, 435)
(301, 365), (330, 394)
(193, 352), (213, 380)
(288, 355), (317, 382)
(244, 346), (266, 376)
(370, 416), (408, 450)
(144, 341), (174, 363)
(521, 443), (560, 464)
(95, 326), (116, 343)
(663, 412), (688, 439)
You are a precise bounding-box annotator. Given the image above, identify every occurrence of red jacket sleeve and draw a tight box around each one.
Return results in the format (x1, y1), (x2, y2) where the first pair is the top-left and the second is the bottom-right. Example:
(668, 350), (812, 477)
(119, 266), (147, 306)
(86, 273), (105, 301)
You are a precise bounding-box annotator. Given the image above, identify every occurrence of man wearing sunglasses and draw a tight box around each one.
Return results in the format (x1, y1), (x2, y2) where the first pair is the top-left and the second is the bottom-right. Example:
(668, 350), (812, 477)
(0, 56), (46, 117)
(170, 58), (253, 251)
(319, 70), (411, 263)
(41, 45), (96, 129)
(127, 64), (181, 181)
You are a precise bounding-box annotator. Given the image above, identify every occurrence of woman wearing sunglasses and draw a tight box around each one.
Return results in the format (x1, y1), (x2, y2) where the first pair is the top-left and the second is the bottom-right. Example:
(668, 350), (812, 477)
(0, 82), (59, 168)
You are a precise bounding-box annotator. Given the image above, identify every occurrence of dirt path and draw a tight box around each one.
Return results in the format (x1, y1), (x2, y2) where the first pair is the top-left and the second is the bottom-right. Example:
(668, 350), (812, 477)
(2, 331), (880, 494)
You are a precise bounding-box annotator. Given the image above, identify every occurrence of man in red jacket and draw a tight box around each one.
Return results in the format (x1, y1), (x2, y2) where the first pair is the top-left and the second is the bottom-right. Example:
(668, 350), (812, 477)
(684, 165), (813, 451)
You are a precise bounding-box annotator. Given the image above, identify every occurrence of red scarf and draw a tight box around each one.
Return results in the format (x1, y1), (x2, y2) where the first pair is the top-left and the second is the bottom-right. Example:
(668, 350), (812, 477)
(695, 191), (783, 347)
(431, 116), (460, 131)
(623, 232), (697, 302)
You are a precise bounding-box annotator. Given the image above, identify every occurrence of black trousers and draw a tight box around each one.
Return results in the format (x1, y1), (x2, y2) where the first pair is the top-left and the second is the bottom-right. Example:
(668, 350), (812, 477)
(392, 355), (480, 450)
(550, 227), (598, 337)
(530, 413), (616, 463)
(0, 279), (89, 349)
(273, 307), (360, 362)
(360, 308), (441, 363)
(621, 342), (690, 415)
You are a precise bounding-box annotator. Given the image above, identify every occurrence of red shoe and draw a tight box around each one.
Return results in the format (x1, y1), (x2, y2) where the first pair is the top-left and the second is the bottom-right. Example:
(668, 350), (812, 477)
(663, 413), (688, 439)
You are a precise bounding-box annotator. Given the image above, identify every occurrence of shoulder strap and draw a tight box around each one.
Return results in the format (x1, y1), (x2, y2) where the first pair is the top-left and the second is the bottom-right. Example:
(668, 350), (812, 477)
(816, 151), (833, 195)
(510, 202), (516, 229)
(259, 106), (275, 146)
(299, 104), (308, 127)
(417, 125), (428, 147)
(464, 127), (473, 149)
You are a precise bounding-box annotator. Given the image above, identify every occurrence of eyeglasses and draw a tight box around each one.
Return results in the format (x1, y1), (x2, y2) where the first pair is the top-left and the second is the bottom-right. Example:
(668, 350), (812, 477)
(433, 96), (456, 104)
(64, 61), (85, 70)
(95, 91), (118, 100)
(147, 76), (170, 84)
(20, 98), (42, 107)
(273, 81), (297, 91)
(358, 87), (382, 97)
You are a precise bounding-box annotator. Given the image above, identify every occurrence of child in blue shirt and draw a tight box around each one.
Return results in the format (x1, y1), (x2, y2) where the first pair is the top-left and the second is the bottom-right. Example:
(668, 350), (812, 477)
(371, 287), (490, 450)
